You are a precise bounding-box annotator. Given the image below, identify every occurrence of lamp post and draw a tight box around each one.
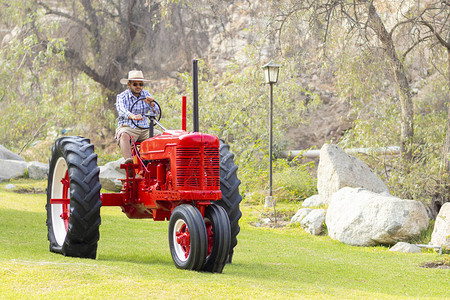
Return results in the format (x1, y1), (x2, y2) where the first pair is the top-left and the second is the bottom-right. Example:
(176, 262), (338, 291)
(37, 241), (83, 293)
(262, 61), (280, 208)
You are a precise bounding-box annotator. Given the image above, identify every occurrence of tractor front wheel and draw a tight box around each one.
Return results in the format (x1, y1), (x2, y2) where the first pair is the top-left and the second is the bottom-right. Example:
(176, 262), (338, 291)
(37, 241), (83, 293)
(46, 136), (102, 258)
(168, 204), (207, 270)
(201, 204), (231, 273)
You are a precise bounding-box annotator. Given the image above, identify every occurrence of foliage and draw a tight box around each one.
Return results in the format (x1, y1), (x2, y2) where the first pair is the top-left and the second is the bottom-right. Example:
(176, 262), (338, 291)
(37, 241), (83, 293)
(1, 0), (449, 205)
(273, 159), (317, 203)
(0, 4), (116, 162)
(336, 45), (449, 203)
(265, 0), (450, 206)
(154, 59), (320, 196)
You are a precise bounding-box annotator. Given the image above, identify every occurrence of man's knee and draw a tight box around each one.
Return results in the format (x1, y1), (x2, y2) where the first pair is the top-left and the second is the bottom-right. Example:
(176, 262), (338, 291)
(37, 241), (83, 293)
(119, 133), (131, 146)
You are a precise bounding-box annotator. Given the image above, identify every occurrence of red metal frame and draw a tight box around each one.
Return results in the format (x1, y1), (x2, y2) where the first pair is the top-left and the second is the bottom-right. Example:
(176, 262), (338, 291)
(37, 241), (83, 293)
(100, 130), (222, 220)
(182, 96), (187, 131)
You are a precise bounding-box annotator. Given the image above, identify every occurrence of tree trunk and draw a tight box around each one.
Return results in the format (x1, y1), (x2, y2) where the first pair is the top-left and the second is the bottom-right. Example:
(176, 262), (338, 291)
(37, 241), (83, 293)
(443, 49), (450, 172)
(365, 1), (414, 160)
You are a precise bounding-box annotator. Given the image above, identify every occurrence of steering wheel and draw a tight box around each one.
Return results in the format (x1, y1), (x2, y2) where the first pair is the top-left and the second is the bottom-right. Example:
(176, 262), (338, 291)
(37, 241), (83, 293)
(130, 99), (162, 129)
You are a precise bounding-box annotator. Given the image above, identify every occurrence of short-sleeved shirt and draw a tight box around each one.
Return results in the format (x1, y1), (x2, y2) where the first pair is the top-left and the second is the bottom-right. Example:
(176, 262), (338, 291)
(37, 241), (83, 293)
(116, 89), (160, 128)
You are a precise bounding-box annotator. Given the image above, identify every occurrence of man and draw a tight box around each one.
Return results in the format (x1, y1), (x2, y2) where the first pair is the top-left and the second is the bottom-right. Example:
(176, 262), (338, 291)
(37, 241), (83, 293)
(115, 70), (160, 164)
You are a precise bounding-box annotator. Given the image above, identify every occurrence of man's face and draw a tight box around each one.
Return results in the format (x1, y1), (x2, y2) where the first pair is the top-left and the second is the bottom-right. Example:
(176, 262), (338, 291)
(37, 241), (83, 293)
(129, 81), (144, 95)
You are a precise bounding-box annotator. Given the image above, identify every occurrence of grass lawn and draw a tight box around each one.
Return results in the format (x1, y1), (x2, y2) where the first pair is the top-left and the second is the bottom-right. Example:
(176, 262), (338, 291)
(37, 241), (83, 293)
(0, 180), (448, 299)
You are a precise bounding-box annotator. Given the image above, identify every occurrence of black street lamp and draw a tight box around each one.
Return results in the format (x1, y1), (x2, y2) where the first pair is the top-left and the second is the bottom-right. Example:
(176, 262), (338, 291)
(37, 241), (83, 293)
(262, 61), (281, 208)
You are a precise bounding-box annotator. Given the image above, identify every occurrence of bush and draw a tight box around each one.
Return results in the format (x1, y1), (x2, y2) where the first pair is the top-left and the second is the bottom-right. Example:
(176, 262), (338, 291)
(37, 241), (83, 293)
(273, 160), (317, 203)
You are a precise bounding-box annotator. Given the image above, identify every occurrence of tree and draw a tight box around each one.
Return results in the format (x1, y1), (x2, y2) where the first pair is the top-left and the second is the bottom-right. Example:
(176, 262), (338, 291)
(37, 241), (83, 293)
(414, 2), (450, 172)
(0, 0), (118, 157)
(269, 0), (417, 159)
(36, 0), (168, 96)
(364, 1), (414, 160)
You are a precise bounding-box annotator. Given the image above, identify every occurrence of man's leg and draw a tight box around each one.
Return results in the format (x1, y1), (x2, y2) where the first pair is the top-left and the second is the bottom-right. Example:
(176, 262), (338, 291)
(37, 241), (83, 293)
(119, 133), (133, 163)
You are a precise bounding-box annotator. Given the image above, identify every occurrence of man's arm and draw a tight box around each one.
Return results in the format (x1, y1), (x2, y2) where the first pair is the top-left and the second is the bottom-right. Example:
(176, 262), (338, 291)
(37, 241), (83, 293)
(143, 91), (160, 115)
(116, 92), (132, 119)
(117, 92), (144, 120)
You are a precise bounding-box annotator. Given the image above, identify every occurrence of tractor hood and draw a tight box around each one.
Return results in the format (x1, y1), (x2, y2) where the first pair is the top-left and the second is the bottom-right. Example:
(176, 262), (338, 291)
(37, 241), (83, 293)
(139, 130), (220, 159)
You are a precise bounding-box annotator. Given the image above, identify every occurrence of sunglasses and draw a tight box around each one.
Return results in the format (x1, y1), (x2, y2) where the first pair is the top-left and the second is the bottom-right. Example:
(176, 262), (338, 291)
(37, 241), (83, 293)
(132, 82), (144, 87)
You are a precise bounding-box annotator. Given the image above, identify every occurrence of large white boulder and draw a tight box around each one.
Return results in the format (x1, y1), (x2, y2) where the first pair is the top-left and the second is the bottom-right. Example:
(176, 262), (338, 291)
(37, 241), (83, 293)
(0, 159), (28, 182)
(99, 158), (126, 191)
(302, 195), (326, 208)
(317, 144), (390, 203)
(431, 203), (450, 250)
(27, 161), (49, 179)
(326, 187), (429, 246)
(0, 145), (24, 161)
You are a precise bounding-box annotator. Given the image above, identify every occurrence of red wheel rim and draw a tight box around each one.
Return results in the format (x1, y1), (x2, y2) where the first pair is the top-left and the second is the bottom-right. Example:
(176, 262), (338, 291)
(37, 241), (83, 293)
(50, 157), (71, 246)
(174, 221), (191, 259)
(205, 220), (213, 256)
(60, 171), (70, 231)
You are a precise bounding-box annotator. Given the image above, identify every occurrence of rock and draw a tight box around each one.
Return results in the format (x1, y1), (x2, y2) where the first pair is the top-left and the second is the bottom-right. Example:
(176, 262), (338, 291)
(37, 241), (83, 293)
(300, 209), (326, 235)
(302, 195), (326, 207)
(390, 242), (421, 253)
(99, 158), (126, 191)
(431, 203), (450, 250)
(290, 208), (312, 224)
(264, 196), (276, 208)
(326, 187), (429, 246)
(27, 161), (49, 179)
(0, 159), (28, 182)
(261, 218), (271, 225)
(0, 145), (25, 161)
(317, 144), (390, 203)
(5, 184), (16, 190)
(291, 208), (326, 235)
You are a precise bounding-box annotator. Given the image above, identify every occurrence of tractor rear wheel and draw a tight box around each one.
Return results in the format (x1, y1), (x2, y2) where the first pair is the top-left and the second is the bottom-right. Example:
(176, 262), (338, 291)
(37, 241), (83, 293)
(201, 204), (231, 273)
(217, 140), (242, 263)
(169, 204), (208, 270)
(46, 136), (102, 259)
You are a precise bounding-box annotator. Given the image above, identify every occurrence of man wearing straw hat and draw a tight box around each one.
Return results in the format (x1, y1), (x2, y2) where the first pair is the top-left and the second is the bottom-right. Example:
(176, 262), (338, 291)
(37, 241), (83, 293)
(115, 70), (160, 164)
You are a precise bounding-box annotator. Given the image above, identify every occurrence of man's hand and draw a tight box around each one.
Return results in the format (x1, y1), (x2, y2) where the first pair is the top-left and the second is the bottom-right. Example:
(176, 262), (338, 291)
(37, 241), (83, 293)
(144, 96), (155, 106)
(129, 113), (144, 120)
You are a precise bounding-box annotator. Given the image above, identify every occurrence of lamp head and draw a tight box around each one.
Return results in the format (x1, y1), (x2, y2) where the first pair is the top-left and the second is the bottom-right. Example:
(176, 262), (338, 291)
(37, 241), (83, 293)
(262, 61), (281, 84)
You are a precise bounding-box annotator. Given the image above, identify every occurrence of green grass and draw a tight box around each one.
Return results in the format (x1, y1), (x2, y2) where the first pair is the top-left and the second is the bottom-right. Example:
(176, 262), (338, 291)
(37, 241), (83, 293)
(0, 180), (449, 299)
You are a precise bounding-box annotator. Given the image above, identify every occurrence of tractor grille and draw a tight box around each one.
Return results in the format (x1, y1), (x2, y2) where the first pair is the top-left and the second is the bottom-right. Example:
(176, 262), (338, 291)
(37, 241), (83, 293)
(176, 147), (220, 189)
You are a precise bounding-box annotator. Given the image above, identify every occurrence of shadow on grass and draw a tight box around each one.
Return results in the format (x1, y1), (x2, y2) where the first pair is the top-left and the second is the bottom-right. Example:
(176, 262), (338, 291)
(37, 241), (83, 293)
(97, 253), (173, 268)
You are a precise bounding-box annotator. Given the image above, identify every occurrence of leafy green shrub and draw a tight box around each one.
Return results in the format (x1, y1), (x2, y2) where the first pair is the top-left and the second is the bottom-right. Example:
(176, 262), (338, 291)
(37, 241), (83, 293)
(273, 160), (317, 203)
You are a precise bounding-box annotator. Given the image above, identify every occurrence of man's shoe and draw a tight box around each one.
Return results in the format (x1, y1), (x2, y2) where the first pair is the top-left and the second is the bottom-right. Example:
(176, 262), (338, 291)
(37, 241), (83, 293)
(124, 157), (134, 164)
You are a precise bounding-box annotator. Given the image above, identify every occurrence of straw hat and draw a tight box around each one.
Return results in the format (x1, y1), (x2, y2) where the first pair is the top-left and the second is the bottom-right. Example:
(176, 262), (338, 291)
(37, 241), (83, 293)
(120, 70), (150, 85)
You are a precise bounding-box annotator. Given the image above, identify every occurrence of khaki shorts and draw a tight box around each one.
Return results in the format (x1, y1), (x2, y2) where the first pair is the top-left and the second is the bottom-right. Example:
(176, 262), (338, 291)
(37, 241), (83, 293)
(114, 125), (150, 145)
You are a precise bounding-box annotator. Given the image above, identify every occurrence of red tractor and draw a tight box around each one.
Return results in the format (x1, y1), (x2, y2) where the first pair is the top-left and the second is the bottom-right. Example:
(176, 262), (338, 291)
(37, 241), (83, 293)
(45, 62), (242, 273)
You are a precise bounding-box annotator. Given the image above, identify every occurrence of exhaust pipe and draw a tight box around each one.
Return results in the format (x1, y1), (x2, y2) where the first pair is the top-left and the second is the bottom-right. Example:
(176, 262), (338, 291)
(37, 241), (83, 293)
(193, 59), (199, 132)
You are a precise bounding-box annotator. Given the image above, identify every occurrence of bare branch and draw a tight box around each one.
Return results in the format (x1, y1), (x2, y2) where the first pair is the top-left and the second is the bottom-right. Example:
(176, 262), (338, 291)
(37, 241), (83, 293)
(402, 35), (433, 59)
(37, 1), (92, 33)
(421, 19), (450, 49)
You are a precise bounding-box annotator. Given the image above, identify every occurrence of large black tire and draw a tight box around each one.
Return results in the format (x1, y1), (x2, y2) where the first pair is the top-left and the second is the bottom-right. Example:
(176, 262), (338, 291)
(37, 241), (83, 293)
(201, 204), (231, 273)
(168, 204), (208, 270)
(46, 136), (102, 259)
(216, 140), (242, 263)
